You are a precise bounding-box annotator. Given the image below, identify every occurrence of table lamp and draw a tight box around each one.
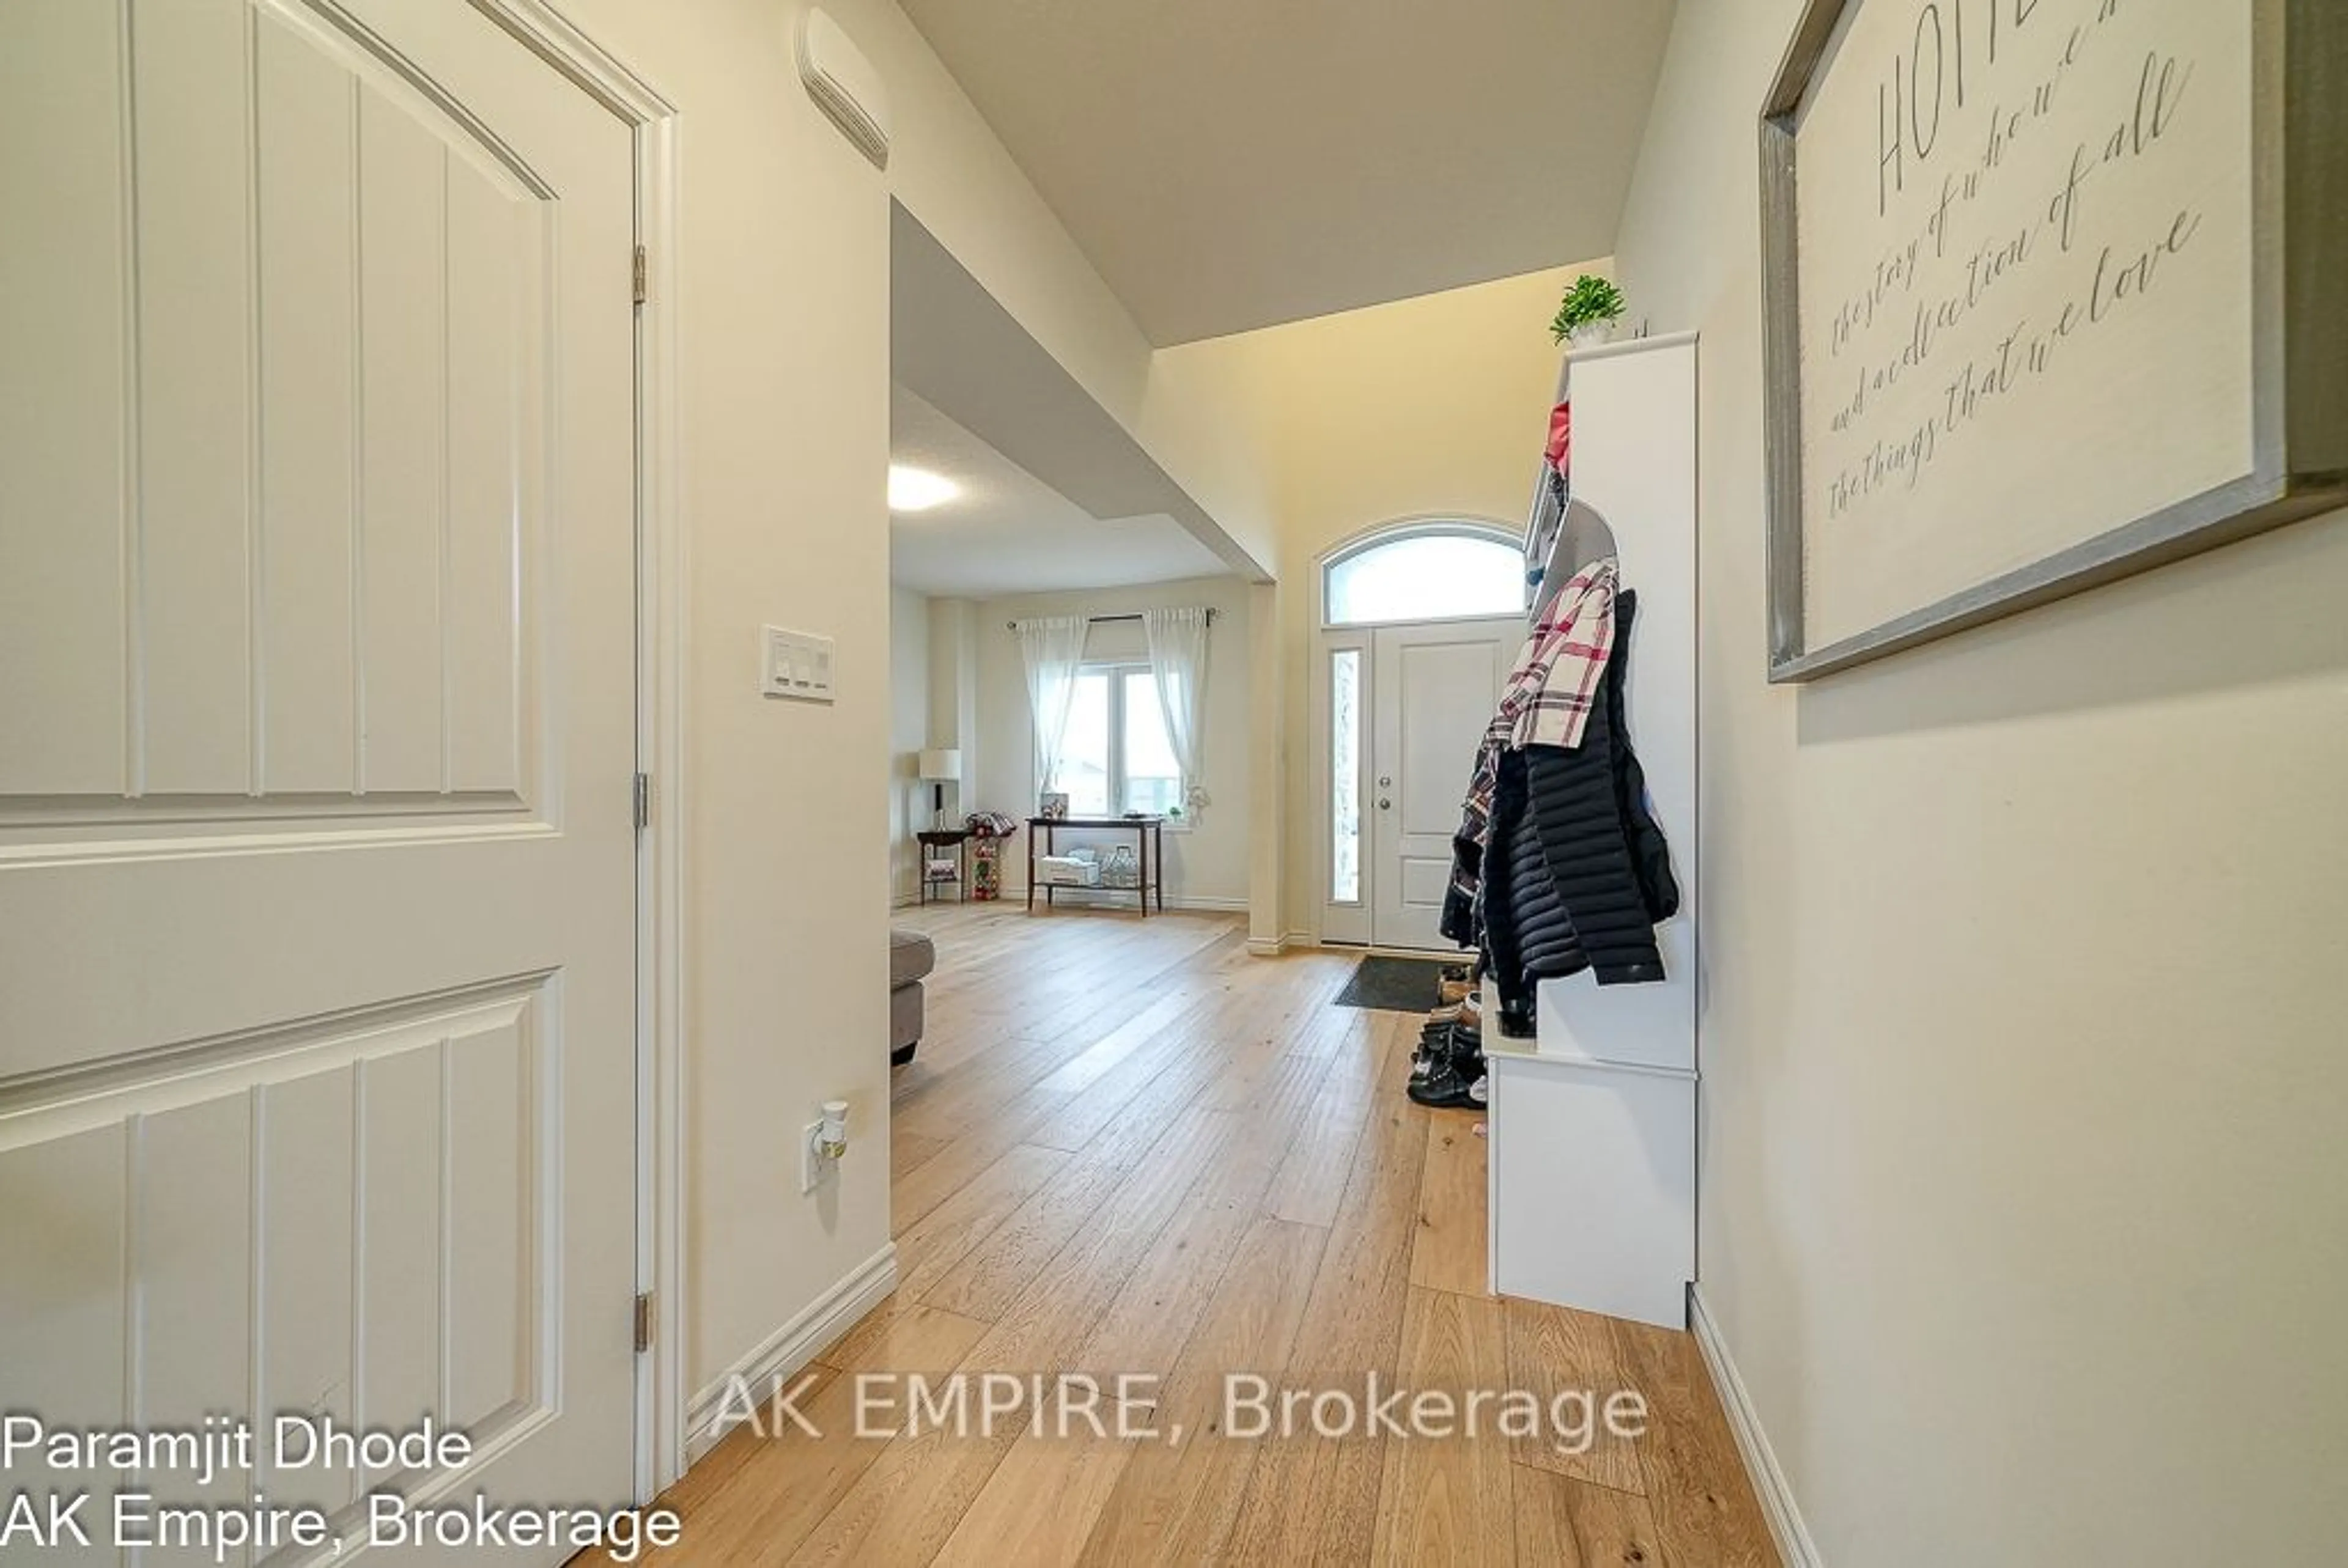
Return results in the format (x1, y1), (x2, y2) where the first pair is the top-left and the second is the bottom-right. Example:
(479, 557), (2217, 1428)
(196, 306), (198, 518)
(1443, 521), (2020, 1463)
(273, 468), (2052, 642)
(918, 748), (961, 830)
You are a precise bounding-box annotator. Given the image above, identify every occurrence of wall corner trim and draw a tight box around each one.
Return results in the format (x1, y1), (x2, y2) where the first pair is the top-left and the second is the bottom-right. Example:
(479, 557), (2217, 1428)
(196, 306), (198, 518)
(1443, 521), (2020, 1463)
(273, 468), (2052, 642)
(1244, 935), (1288, 957)
(1690, 1284), (1823, 1568)
(683, 1244), (899, 1466)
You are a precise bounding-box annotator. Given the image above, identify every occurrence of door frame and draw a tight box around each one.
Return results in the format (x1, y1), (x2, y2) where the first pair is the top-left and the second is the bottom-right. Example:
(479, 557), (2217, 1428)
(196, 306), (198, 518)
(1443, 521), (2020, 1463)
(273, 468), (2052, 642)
(472, 0), (685, 1501)
(1309, 515), (1523, 951)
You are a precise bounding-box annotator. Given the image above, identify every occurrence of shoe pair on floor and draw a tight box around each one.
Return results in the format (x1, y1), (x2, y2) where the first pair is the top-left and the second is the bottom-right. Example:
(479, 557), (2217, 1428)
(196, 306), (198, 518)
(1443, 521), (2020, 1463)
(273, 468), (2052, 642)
(1409, 968), (1486, 1110)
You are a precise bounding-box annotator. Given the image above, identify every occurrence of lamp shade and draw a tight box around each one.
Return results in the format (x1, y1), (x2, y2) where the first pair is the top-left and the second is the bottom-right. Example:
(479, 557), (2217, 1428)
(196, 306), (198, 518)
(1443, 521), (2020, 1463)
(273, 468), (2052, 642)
(918, 748), (962, 782)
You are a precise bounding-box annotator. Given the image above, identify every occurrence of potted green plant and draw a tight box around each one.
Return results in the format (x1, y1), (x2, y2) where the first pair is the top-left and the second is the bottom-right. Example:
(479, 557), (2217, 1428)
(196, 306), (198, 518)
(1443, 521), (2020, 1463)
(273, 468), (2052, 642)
(1550, 274), (1627, 350)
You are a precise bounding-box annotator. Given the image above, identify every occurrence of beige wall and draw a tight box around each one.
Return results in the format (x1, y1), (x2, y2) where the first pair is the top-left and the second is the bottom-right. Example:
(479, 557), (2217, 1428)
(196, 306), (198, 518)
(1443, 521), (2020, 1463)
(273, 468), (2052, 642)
(889, 585), (931, 904)
(546, 0), (894, 1405)
(1614, 2), (2348, 1561)
(1154, 267), (1586, 937)
(972, 577), (1253, 909)
(550, 0), (1272, 1407)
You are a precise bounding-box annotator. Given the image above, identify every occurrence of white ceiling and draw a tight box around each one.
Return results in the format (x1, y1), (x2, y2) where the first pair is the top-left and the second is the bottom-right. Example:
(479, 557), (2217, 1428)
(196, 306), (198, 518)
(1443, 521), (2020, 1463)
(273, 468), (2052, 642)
(890, 386), (1230, 597)
(901, 0), (1680, 345)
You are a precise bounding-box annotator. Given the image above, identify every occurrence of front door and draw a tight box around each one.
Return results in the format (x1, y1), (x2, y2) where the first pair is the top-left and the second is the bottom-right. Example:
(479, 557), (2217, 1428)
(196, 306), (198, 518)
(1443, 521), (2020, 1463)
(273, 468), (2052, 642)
(1, 0), (640, 1555)
(1368, 619), (1518, 949)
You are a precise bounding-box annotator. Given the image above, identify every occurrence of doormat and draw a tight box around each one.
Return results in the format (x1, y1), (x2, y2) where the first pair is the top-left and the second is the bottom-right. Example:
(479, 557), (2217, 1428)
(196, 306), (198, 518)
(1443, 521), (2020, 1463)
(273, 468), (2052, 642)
(1332, 956), (1452, 1013)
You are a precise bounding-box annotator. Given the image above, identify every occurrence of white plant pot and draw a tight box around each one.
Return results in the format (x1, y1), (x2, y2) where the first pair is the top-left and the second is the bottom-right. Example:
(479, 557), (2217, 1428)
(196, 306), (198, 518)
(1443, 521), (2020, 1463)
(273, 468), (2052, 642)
(1568, 320), (1619, 350)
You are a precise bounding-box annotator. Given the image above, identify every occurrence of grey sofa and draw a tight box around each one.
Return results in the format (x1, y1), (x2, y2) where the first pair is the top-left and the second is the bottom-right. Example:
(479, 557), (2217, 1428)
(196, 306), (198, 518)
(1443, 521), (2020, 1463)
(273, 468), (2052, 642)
(890, 927), (936, 1066)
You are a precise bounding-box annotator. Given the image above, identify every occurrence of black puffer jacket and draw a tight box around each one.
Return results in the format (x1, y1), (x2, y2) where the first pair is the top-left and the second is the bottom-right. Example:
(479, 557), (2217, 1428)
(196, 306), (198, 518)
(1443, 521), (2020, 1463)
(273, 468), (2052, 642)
(1485, 589), (1680, 1019)
(1480, 748), (1570, 1025)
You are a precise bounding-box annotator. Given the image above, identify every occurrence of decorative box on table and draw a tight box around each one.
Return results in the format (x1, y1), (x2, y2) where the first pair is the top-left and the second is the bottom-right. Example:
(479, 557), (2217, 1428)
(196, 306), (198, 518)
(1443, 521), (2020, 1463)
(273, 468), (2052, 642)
(1035, 848), (1101, 888)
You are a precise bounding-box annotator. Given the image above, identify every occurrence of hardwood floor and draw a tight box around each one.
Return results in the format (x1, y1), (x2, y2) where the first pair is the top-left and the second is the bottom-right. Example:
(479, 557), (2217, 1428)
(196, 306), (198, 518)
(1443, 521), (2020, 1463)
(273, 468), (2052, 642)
(632, 903), (1776, 1566)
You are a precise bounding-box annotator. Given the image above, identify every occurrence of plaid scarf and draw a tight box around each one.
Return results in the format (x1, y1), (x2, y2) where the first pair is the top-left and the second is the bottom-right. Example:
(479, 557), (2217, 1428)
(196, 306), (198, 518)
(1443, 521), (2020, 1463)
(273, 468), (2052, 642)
(1512, 559), (1617, 749)
(1448, 557), (1619, 914)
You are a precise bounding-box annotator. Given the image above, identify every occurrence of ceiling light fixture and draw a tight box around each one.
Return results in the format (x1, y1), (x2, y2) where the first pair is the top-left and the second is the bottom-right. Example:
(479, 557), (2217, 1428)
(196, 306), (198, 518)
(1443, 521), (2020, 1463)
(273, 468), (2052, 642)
(888, 465), (959, 512)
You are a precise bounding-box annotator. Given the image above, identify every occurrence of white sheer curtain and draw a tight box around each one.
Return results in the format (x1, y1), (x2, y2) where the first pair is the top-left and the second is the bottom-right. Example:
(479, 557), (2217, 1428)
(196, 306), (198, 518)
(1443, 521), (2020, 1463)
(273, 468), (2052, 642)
(1142, 606), (1211, 814)
(1014, 615), (1090, 795)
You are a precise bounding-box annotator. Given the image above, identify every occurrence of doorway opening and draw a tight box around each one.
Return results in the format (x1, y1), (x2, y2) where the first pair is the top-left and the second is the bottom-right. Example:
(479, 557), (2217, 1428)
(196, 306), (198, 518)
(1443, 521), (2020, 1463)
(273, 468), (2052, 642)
(1315, 520), (1523, 951)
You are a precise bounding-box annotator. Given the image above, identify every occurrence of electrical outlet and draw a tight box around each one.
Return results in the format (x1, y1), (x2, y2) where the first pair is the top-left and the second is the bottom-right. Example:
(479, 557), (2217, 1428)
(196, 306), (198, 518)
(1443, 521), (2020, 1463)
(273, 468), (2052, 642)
(800, 1120), (829, 1194)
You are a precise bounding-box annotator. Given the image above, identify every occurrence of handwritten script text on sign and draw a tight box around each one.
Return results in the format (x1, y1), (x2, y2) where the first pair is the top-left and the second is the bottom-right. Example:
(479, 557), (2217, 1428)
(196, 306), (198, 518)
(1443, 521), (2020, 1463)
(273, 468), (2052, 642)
(1794, 0), (2253, 646)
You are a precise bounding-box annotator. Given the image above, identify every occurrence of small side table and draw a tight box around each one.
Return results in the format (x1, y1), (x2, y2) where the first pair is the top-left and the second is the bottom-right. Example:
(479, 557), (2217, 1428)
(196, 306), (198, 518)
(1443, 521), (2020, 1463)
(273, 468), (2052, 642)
(917, 828), (970, 904)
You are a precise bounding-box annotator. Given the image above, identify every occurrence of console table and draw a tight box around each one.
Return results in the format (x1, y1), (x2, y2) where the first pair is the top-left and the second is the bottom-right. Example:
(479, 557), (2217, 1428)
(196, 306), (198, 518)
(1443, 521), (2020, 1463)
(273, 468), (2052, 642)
(1026, 815), (1165, 916)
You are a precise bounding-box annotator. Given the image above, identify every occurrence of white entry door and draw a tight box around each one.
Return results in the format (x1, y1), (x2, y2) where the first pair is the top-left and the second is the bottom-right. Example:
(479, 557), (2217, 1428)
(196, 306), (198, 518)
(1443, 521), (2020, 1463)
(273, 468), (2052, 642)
(1367, 619), (1518, 950)
(1, 0), (640, 1556)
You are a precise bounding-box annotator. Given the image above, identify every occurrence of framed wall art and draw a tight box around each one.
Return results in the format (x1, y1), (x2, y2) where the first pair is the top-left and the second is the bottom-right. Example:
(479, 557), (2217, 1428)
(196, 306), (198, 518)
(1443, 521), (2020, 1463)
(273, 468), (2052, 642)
(1760, 0), (2346, 680)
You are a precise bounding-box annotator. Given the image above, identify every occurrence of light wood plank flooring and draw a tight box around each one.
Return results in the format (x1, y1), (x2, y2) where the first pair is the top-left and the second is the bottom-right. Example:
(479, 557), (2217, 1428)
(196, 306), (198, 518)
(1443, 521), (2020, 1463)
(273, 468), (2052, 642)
(631, 904), (1776, 1566)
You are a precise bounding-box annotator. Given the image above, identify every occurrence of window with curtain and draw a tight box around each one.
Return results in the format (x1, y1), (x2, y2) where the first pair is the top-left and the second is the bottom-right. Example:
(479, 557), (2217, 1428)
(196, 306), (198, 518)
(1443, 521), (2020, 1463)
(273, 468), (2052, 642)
(1047, 664), (1184, 817)
(1323, 526), (1522, 625)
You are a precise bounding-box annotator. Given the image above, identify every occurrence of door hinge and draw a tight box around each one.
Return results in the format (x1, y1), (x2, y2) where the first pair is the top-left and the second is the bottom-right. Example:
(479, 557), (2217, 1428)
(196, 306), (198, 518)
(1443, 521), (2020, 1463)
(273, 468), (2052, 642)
(632, 244), (648, 306)
(633, 1291), (656, 1354)
(633, 771), (653, 833)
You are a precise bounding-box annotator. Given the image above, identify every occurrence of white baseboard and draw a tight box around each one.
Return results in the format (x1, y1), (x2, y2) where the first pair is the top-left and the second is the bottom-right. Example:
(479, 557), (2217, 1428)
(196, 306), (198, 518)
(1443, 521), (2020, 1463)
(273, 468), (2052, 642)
(1689, 1284), (1822, 1568)
(1247, 929), (1322, 955)
(683, 1243), (898, 1465)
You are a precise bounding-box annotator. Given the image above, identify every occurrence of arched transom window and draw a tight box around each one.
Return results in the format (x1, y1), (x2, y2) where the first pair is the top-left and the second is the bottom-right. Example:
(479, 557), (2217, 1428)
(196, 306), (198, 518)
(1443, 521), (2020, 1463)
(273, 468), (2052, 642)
(1321, 523), (1523, 626)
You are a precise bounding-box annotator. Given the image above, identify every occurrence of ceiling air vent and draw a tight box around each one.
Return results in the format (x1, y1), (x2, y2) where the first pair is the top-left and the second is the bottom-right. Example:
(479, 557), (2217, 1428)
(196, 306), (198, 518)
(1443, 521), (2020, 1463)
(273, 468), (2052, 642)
(797, 9), (890, 170)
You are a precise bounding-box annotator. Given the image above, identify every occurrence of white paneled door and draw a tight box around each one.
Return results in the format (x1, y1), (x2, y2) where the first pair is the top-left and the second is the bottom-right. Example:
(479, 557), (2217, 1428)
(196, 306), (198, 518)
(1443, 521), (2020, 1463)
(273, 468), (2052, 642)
(0, 0), (640, 1559)
(1368, 619), (1516, 951)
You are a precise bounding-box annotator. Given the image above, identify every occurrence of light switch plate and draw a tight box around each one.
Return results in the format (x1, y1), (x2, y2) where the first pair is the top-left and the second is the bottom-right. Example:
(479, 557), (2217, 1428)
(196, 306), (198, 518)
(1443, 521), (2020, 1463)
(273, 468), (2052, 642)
(762, 625), (836, 702)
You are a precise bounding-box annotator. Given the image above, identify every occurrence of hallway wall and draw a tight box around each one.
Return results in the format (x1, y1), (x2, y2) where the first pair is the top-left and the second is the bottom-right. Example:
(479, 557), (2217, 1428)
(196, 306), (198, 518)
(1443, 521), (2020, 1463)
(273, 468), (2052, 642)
(1154, 267), (1587, 941)
(546, 0), (894, 1423)
(549, 0), (1274, 1430)
(1613, 2), (2348, 1561)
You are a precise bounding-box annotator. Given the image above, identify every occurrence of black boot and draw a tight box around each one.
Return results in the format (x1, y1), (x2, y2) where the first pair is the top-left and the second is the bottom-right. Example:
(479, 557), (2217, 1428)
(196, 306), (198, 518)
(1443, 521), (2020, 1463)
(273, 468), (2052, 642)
(1409, 1025), (1486, 1109)
(1410, 1017), (1481, 1083)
